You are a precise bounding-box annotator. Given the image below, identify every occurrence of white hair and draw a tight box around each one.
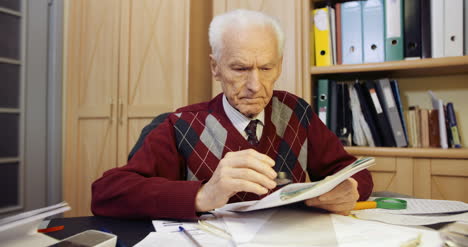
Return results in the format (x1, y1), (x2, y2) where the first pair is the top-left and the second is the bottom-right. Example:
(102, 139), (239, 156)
(209, 9), (285, 61)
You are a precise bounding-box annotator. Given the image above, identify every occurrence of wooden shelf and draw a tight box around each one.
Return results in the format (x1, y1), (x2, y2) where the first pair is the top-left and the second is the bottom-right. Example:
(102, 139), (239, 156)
(345, 146), (468, 159)
(310, 56), (468, 78)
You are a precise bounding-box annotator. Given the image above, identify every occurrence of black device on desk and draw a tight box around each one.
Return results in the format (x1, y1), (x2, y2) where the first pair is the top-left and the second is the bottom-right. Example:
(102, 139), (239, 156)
(46, 216), (153, 247)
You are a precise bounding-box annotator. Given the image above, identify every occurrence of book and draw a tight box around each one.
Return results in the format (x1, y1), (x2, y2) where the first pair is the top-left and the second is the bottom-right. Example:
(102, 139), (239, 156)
(446, 103), (462, 148)
(419, 108), (430, 148)
(220, 157), (375, 212)
(429, 109), (441, 148)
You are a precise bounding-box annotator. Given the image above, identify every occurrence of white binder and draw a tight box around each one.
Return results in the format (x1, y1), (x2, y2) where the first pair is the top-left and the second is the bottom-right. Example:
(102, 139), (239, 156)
(430, 0), (444, 58)
(362, 0), (385, 63)
(444, 0), (464, 56)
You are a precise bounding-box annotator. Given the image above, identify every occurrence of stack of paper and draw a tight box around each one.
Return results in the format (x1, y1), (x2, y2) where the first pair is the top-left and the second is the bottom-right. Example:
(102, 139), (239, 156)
(0, 202), (70, 246)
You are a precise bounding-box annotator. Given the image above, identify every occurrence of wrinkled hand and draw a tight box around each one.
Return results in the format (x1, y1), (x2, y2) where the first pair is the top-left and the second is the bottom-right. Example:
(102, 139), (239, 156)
(304, 178), (359, 215)
(195, 149), (277, 212)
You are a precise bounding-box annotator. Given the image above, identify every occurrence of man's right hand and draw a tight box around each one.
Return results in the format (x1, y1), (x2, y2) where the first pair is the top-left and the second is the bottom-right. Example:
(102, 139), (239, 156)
(195, 149), (277, 212)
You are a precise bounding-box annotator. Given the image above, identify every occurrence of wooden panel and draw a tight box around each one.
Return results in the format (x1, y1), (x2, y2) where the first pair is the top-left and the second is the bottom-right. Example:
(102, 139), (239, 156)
(431, 159), (468, 176)
(117, 0), (191, 164)
(431, 176), (468, 203)
(369, 157), (413, 196)
(212, 0), (305, 97)
(64, 0), (120, 217)
(413, 159), (431, 199)
(65, 119), (117, 216)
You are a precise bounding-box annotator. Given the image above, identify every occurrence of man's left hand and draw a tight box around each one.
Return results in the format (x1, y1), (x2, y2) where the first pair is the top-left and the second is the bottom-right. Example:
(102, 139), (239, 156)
(304, 178), (359, 215)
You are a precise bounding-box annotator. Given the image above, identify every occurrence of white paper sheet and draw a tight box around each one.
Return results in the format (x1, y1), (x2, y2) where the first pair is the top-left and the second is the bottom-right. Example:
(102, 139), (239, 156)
(150, 219), (235, 246)
(362, 197), (468, 215)
(331, 214), (443, 247)
(353, 211), (468, 226)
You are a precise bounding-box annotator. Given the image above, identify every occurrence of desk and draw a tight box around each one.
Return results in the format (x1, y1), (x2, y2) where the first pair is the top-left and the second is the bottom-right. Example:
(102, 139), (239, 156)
(43, 192), (445, 246)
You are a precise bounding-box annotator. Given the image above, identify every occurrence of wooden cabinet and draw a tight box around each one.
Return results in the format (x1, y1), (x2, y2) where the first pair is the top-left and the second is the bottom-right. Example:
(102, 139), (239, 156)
(211, 0), (311, 99)
(348, 147), (468, 202)
(63, 0), (210, 216)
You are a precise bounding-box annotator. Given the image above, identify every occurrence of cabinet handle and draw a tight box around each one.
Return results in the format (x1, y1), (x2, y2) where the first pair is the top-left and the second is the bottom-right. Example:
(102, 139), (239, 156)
(119, 99), (124, 125)
(109, 98), (114, 123)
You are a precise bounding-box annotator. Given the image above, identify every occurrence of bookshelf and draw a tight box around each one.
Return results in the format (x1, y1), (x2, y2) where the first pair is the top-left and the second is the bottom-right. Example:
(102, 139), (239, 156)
(309, 0), (468, 202)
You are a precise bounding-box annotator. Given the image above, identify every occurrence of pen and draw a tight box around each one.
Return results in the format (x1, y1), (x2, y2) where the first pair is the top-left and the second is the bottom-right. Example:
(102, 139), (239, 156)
(99, 227), (127, 247)
(179, 226), (203, 247)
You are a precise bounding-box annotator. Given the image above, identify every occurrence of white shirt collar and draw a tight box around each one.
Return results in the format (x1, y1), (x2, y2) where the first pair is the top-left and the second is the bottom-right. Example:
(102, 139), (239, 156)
(222, 95), (265, 139)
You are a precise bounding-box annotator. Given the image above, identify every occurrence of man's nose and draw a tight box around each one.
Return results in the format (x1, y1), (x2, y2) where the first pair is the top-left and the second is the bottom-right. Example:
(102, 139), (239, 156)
(246, 69), (261, 92)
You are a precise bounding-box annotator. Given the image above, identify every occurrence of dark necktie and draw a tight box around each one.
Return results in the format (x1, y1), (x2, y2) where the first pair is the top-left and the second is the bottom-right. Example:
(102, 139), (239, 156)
(245, 120), (260, 146)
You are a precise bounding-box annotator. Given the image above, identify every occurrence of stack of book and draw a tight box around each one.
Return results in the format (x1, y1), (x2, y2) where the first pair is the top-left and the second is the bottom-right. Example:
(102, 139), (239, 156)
(314, 79), (462, 149)
(311, 0), (467, 66)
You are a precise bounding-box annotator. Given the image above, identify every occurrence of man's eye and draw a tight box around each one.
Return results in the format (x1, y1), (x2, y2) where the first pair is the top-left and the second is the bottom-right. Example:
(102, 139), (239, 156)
(260, 67), (272, 71)
(234, 67), (248, 71)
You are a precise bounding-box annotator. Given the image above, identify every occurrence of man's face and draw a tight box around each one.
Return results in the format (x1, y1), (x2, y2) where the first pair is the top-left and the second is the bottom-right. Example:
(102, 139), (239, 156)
(211, 26), (283, 118)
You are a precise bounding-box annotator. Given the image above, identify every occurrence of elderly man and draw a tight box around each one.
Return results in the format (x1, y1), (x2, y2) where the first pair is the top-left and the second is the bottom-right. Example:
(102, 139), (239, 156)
(91, 9), (373, 219)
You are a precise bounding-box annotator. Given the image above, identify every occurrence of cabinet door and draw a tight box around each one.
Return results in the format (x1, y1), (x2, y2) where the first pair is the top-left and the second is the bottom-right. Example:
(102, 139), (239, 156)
(212, 0), (307, 98)
(368, 157), (414, 196)
(414, 159), (468, 203)
(64, 0), (121, 216)
(117, 0), (190, 164)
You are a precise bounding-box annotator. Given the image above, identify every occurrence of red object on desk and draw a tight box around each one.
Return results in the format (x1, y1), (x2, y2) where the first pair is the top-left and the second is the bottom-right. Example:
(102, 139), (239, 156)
(38, 225), (64, 233)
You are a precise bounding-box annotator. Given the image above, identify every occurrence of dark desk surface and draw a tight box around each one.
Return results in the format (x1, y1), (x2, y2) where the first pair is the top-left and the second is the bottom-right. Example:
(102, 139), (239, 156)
(46, 216), (154, 246)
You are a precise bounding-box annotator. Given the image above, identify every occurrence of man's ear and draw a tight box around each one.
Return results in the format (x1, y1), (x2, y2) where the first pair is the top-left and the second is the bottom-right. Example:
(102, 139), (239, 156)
(210, 54), (220, 81)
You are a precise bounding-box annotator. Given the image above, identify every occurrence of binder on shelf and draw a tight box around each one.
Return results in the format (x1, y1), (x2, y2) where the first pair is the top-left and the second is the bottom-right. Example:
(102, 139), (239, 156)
(421, 0), (432, 58)
(465, 0), (468, 55)
(390, 80), (408, 145)
(404, 0), (422, 59)
(362, 0), (385, 63)
(317, 79), (330, 127)
(341, 1), (363, 64)
(446, 103), (462, 148)
(348, 84), (374, 146)
(329, 7), (337, 65)
(335, 3), (343, 64)
(429, 109), (441, 148)
(336, 82), (352, 146)
(329, 80), (338, 134)
(354, 81), (382, 146)
(313, 7), (333, 66)
(384, 0), (404, 61)
(444, 0), (464, 57)
(430, 0), (444, 58)
(364, 80), (396, 147)
(375, 79), (407, 147)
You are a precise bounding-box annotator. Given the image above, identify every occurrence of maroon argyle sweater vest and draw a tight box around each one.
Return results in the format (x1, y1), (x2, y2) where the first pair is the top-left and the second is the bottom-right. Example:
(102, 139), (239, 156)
(171, 91), (311, 203)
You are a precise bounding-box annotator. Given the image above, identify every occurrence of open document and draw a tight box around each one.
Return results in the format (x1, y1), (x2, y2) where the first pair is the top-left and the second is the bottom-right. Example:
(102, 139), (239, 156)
(220, 157), (375, 212)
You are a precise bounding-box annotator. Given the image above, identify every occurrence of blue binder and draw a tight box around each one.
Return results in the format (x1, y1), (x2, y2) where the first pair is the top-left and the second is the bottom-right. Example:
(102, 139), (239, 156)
(362, 0), (385, 63)
(341, 1), (363, 64)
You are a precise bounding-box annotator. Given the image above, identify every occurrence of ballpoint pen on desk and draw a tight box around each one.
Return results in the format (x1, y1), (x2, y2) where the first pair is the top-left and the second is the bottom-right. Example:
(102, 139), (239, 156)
(179, 226), (203, 247)
(353, 197), (407, 210)
(99, 227), (127, 247)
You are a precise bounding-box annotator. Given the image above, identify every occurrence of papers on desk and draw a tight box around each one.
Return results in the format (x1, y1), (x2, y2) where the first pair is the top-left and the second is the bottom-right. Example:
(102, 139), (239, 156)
(207, 206), (443, 247)
(221, 157), (375, 212)
(353, 198), (468, 226)
(135, 218), (234, 247)
(0, 201), (70, 247)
